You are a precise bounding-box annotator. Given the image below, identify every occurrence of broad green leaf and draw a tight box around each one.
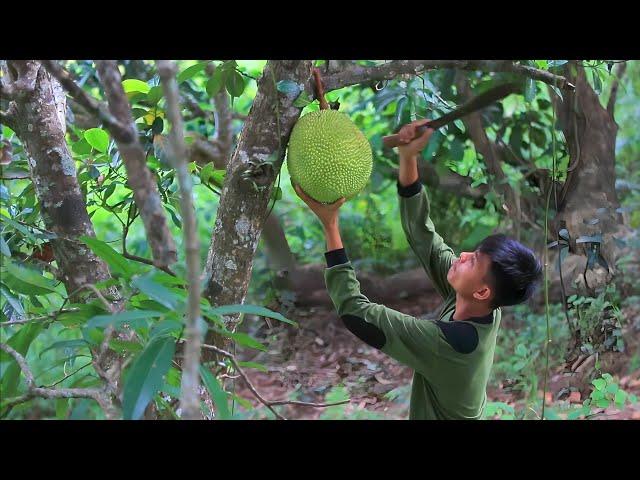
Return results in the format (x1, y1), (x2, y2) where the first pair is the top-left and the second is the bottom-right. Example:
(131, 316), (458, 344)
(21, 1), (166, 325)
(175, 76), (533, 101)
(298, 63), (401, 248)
(122, 79), (151, 95)
(591, 390), (604, 401)
(0, 236), (11, 257)
(146, 86), (164, 106)
(79, 235), (134, 277)
(293, 91), (313, 108)
(72, 138), (93, 155)
(596, 399), (610, 409)
(208, 304), (296, 326)
(206, 68), (225, 97)
(213, 328), (266, 351)
(39, 339), (90, 359)
(226, 71), (245, 98)
(592, 378), (606, 391)
(0, 323), (43, 408)
(606, 383), (619, 394)
(177, 62), (209, 84)
(614, 389), (627, 405)
(103, 182), (117, 203)
(149, 319), (183, 339)
(238, 361), (268, 373)
(200, 162), (216, 185)
(0, 283), (24, 317)
(200, 365), (231, 420)
(109, 340), (143, 354)
(4, 262), (59, 295)
(132, 274), (183, 310)
(84, 128), (110, 153)
(525, 78), (536, 103)
(87, 310), (163, 329)
(55, 398), (69, 419)
(122, 336), (176, 420)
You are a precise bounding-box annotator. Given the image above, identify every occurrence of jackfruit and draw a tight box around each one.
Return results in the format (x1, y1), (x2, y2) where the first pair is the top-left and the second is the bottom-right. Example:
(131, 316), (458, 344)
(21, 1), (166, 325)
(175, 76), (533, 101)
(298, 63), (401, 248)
(287, 109), (373, 204)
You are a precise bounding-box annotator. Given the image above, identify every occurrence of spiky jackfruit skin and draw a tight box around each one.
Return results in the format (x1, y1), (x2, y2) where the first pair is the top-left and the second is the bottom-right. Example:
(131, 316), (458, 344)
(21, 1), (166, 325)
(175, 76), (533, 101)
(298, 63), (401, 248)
(287, 109), (373, 204)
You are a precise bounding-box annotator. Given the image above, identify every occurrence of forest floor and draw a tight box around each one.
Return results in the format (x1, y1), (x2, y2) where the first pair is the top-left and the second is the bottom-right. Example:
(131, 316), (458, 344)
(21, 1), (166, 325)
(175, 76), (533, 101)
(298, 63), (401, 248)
(233, 292), (640, 420)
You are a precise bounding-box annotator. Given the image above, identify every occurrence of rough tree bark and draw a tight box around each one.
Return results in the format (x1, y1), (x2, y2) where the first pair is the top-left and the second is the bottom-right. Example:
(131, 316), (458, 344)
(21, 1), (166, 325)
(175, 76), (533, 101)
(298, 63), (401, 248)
(2, 61), (113, 296)
(552, 62), (629, 294)
(203, 60), (313, 338)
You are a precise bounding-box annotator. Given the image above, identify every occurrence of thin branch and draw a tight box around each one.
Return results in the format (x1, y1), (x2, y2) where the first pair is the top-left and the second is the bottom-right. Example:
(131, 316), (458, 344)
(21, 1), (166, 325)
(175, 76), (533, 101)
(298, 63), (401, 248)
(94, 60), (178, 268)
(0, 308), (81, 327)
(158, 59), (203, 421)
(0, 342), (112, 413)
(607, 61), (627, 116)
(200, 343), (351, 420)
(321, 60), (575, 95)
(40, 60), (129, 138)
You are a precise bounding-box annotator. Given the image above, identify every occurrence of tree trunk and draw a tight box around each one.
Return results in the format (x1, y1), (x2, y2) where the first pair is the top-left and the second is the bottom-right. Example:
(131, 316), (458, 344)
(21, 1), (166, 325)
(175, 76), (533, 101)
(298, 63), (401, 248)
(7, 62), (114, 296)
(552, 62), (629, 295)
(203, 60), (313, 340)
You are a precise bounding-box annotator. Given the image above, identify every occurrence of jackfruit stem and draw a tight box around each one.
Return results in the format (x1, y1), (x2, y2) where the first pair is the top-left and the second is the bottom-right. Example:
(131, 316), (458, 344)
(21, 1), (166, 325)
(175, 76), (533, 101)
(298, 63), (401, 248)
(312, 68), (330, 110)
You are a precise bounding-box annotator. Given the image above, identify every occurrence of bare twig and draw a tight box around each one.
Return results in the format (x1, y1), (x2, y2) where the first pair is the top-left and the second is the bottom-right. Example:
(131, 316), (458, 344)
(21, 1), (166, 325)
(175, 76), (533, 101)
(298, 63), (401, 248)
(200, 343), (351, 420)
(321, 60), (575, 95)
(158, 60), (203, 420)
(0, 342), (115, 416)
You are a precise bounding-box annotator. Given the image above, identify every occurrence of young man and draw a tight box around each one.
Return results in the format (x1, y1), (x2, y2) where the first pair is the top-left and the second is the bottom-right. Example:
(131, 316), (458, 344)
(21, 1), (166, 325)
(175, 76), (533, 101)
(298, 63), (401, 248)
(294, 119), (543, 420)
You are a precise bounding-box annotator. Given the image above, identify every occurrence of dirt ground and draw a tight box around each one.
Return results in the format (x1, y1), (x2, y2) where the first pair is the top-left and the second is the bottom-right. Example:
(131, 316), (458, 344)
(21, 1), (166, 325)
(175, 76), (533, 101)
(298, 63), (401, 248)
(231, 292), (640, 420)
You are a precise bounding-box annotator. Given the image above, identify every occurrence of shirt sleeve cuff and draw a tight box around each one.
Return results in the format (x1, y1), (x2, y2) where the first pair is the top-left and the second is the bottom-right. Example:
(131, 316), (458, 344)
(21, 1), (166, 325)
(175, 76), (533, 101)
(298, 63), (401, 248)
(325, 248), (349, 267)
(397, 179), (423, 197)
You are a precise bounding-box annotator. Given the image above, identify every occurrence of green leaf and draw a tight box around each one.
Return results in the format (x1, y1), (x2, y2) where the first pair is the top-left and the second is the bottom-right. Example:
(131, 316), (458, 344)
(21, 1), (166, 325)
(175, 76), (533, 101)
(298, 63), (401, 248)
(0, 283), (25, 317)
(0, 323), (43, 407)
(213, 328), (266, 351)
(293, 91), (313, 108)
(591, 389), (604, 401)
(39, 339), (90, 359)
(177, 62), (209, 84)
(149, 319), (183, 339)
(200, 162), (216, 185)
(200, 365), (231, 420)
(525, 78), (537, 103)
(55, 398), (69, 419)
(103, 182), (117, 203)
(596, 398), (610, 409)
(146, 86), (164, 106)
(592, 378), (606, 391)
(515, 344), (528, 357)
(109, 340), (143, 354)
(614, 389), (627, 405)
(208, 304), (296, 326)
(206, 68), (225, 97)
(122, 79), (151, 95)
(122, 336), (176, 420)
(72, 138), (93, 155)
(238, 361), (268, 373)
(226, 71), (245, 98)
(79, 235), (134, 277)
(606, 383), (619, 394)
(1, 236), (12, 257)
(4, 262), (59, 295)
(591, 70), (602, 94)
(132, 274), (182, 310)
(84, 128), (110, 153)
(567, 409), (584, 420)
(87, 310), (163, 329)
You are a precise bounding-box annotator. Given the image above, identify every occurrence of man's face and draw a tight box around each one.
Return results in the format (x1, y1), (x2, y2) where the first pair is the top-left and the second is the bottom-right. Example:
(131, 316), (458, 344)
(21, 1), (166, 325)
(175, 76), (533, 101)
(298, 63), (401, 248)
(447, 250), (493, 302)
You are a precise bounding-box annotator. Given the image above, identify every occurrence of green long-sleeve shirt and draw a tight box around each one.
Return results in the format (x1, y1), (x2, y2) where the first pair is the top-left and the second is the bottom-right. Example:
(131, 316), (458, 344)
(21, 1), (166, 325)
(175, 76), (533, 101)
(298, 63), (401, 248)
(324, 181), (501, 419)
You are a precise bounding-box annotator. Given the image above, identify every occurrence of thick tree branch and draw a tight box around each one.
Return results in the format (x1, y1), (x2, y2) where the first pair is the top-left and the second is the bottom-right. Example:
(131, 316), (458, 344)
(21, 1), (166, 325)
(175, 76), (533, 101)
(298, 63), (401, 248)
(157, 60), (203, 421)
(321, 60), (575, 95)
(40, 60), (129, 137)
(607, 61), (627, 116)
(94, 60), (178, 268)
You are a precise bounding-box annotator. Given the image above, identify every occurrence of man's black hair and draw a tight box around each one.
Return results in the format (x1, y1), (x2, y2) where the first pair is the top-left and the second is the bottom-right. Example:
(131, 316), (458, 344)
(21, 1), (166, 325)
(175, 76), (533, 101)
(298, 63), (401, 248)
(476, 234), (543, 309)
